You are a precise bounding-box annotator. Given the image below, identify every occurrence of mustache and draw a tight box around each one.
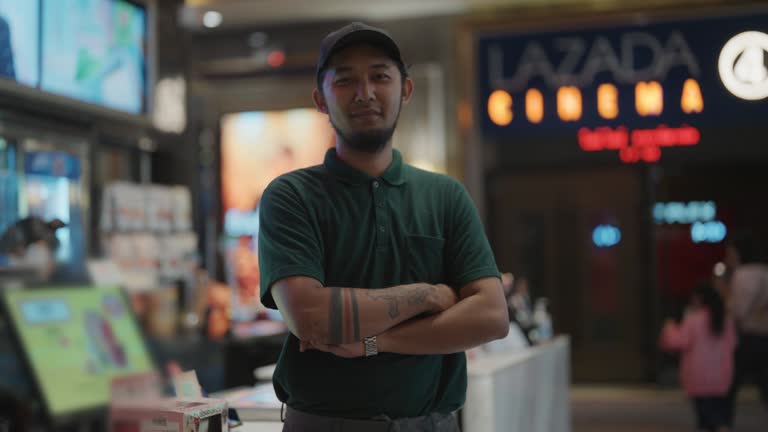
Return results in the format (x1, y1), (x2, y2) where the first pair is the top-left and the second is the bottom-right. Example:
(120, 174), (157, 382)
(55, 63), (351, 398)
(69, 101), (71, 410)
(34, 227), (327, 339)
(349, 104), (382, 114)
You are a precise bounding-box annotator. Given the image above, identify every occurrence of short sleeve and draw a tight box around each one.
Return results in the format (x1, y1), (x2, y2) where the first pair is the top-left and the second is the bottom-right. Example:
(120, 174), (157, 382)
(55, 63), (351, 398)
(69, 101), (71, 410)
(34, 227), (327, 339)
(444, 180), (501, 289)
(258, 177), (325, 309)
(659, 319), (692, 352)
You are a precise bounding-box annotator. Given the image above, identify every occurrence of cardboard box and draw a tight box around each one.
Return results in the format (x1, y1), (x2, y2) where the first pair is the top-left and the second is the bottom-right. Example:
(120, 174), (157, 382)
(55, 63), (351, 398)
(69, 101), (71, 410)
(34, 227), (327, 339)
(109, 397), (228, 432)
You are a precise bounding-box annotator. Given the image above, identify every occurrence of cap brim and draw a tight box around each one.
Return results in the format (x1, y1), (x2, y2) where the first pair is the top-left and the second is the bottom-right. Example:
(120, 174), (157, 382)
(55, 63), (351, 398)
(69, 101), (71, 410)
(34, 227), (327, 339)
(319, 29), (403, 73)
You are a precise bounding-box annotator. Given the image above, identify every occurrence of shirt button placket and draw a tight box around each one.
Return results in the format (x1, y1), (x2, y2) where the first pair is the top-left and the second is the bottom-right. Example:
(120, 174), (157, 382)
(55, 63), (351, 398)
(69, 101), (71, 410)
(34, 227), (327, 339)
(373, 180), (387, 250)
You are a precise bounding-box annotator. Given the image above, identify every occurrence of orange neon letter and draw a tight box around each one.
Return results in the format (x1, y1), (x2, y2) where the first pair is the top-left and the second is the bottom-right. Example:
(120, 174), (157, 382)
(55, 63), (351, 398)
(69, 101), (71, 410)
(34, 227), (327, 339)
(488, 90), (513, 126)
(598, 83), (619, 120)
(526, 89), (544, 124)
(635, 81), (663, 117)
(681, 79), (703, 114)
(557, 86), (582, 122)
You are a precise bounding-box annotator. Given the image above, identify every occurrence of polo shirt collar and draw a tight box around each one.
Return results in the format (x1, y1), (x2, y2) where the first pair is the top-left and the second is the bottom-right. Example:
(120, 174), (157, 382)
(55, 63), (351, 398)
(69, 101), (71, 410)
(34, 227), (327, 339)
(324, 148), (407, 186)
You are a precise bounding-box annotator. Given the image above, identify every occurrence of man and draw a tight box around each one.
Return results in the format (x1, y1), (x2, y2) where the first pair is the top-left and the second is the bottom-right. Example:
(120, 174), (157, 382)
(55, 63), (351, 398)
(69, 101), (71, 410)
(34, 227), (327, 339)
(724, 232), (768, 424)
(258, 22), (509, 432)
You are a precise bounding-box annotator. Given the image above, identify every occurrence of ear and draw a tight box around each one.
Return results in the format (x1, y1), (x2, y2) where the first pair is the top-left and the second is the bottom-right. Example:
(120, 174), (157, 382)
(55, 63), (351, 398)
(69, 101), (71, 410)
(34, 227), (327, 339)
(401, 77), (414, 105)
(313, 88), (328, 113)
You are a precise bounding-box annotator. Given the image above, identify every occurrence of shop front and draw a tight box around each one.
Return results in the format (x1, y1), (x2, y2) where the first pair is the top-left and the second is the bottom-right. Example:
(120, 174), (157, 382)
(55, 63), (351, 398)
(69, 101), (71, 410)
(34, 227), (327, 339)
(472, 7), (768, 381)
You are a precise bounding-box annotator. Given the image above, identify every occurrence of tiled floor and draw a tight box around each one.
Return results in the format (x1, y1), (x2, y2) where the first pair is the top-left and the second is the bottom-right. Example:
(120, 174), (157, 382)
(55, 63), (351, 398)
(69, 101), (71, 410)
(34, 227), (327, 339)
(572, 386), (767, 432)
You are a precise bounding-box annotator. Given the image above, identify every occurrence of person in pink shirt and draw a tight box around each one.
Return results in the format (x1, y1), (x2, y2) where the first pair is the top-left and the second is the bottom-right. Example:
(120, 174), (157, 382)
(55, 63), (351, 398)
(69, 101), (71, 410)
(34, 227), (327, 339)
(660, 283), (738, 432)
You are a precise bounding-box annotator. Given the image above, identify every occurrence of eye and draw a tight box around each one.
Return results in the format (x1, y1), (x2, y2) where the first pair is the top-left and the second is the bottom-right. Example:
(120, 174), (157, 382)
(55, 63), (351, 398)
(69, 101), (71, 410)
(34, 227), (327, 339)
(373, 73), (391, 81)
(334, 77), (352, 86)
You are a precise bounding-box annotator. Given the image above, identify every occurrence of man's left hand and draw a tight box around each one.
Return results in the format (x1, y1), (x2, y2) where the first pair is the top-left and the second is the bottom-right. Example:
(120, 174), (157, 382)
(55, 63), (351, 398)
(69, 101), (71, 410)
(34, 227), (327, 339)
(300, 340), (364, 358)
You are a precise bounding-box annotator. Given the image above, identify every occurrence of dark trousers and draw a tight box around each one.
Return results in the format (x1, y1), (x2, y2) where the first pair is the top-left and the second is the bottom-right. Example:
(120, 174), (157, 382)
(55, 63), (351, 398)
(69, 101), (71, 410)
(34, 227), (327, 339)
(692, 396), (730, 431)
(726, 332), (768, 424)
(282, 406), (461, 432)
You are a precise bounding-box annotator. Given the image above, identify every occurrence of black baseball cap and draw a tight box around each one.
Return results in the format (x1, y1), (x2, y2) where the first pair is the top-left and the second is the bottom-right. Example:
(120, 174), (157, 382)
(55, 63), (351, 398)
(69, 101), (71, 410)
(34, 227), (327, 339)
(316, 22), (405, 86)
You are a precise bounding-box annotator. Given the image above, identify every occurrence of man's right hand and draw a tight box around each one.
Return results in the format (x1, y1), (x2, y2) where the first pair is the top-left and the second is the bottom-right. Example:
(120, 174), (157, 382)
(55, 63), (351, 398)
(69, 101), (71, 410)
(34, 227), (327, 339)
(429, 284), (458, 314)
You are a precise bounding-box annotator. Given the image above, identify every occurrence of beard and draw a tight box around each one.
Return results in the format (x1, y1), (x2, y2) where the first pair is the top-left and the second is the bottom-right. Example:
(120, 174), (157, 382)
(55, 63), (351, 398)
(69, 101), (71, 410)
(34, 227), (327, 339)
(330, 102), (402, 154)
(331, 122), (396, 154)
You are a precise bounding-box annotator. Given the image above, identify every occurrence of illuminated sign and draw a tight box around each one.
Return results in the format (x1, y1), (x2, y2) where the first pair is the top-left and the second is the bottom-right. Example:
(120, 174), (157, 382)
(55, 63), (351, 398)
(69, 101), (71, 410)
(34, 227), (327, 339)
(653, 201), (716, 225)
(652, 201), (725, 244)
(598, 83), (619, 119)
(578, 125), (699, 163)
(681, 79), (704, 113)
(635, 81), (664, 117)
(691, 221), (727, 244)
(487, 80), (702, 123)
(593, 225), (621, 248)
(487, 32), (699, 91)
(526, 89), (544, 123)
(478, 13), (768, 163)
(718, 31), (768, 101)
(488, 89), (513, 126)
(557, 86), (582, 121)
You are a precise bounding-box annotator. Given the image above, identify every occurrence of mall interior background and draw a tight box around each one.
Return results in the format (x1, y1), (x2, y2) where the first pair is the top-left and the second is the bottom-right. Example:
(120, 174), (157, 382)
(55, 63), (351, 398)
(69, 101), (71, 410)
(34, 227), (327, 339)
(1, 0), (767, 431)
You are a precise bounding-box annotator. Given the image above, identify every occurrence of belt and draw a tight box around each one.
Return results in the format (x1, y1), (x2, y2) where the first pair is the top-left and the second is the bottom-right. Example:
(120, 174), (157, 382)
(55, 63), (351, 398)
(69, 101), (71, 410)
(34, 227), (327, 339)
(283, 406), (459, 432)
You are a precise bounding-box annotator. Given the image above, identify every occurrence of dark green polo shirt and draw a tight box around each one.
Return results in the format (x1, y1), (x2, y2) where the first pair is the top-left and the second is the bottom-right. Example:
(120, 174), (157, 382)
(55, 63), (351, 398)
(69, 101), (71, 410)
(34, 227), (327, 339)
(258, 148), (500, 419)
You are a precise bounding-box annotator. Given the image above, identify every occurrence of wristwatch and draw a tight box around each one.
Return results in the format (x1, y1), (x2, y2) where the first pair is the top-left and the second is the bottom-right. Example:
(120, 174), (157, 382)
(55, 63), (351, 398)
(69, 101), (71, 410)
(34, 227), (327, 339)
(363, 336), (378, 357)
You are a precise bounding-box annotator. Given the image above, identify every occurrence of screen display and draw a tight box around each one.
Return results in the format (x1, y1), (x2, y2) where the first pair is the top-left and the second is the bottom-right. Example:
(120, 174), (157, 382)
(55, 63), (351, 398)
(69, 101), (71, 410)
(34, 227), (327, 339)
(2, 285), (154, 417)
(41, 0), (146, 114)
(220, 109), (334, 319)
(0, 0), (40, 86)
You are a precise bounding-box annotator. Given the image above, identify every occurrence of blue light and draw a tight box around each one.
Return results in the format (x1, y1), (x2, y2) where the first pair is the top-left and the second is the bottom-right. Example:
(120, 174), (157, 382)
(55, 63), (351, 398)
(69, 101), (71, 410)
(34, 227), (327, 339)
(593, 225), (622, 248)
(691, 221), (727, 244)
(224, 208), (260, 237)
(653, 201), (717, 225)
(653, 203), (666, 224)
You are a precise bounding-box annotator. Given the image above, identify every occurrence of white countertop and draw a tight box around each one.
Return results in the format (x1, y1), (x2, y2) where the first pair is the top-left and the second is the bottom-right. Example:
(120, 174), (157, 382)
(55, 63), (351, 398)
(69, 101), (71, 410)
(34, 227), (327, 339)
(237, 421), (283, 432)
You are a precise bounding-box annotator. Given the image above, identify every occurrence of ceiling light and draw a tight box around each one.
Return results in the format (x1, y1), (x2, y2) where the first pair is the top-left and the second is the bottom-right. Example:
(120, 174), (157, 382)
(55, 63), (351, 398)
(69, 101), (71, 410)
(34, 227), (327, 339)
(203, 11), (223, 28)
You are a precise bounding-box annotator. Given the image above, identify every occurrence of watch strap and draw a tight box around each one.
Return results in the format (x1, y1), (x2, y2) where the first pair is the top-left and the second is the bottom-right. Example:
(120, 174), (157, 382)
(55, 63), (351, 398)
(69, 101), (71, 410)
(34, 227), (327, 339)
(363, 336), (378, 357)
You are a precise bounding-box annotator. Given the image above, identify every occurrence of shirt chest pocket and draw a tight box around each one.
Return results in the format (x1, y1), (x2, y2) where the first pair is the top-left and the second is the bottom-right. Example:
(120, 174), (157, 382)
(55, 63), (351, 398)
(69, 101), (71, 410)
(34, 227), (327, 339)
(405, 235), (445, 284)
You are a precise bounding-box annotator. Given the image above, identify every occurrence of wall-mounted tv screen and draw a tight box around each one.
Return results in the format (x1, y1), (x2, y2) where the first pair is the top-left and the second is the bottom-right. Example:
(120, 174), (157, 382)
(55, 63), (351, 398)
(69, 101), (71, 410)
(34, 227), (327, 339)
(0, 0), (40, 87)
(41, 0), (146, 114)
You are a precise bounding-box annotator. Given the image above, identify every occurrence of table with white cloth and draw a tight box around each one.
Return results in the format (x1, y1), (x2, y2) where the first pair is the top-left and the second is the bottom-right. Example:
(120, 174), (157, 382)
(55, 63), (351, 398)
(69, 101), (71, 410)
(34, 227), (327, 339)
(237, 421), (283, 432)
(463, 335), (571, 432)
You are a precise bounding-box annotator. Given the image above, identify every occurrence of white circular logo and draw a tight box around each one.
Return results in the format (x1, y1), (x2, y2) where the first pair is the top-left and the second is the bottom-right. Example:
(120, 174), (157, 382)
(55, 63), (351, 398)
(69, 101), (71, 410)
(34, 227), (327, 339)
(719, 31), (768, 101)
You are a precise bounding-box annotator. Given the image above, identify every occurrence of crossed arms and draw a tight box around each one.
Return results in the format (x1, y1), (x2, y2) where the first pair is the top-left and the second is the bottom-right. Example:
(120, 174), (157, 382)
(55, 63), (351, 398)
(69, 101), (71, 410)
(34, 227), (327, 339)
(271, 276), (509, 355)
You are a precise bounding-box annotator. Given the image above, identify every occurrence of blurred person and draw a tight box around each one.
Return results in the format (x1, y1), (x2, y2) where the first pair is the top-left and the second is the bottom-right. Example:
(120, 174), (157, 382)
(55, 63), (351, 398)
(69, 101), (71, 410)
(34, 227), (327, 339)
(0, 14), (15, 79)
(660, 282), (737, 432)
(724, 231), (768, 421)
(480, 272), (529, 354)
(711, 261), (729, 300)
(510, 274), (533, 327)
(202, 279), (232, 340)
(258, 22), (508, 432)
(501, 272), (535, 345)
(233, 235), (260, 306)
(0, 217), (66, 281)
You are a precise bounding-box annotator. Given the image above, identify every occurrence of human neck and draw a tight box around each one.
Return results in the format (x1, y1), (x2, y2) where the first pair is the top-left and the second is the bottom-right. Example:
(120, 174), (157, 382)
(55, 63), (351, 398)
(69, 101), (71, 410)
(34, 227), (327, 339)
(335, 141), (393, 178)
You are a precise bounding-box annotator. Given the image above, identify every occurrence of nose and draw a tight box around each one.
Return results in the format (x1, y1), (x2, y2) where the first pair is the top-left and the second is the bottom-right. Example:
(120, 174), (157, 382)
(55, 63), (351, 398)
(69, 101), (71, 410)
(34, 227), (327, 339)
(354, 78), (375, 103)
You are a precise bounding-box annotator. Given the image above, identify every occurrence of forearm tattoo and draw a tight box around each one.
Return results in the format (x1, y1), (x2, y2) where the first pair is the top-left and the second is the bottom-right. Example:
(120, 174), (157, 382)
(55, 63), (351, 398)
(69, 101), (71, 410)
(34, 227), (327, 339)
(328, 285), (435, 344)
(365, 285), (434, 320)
(329, 287), (360, 345)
